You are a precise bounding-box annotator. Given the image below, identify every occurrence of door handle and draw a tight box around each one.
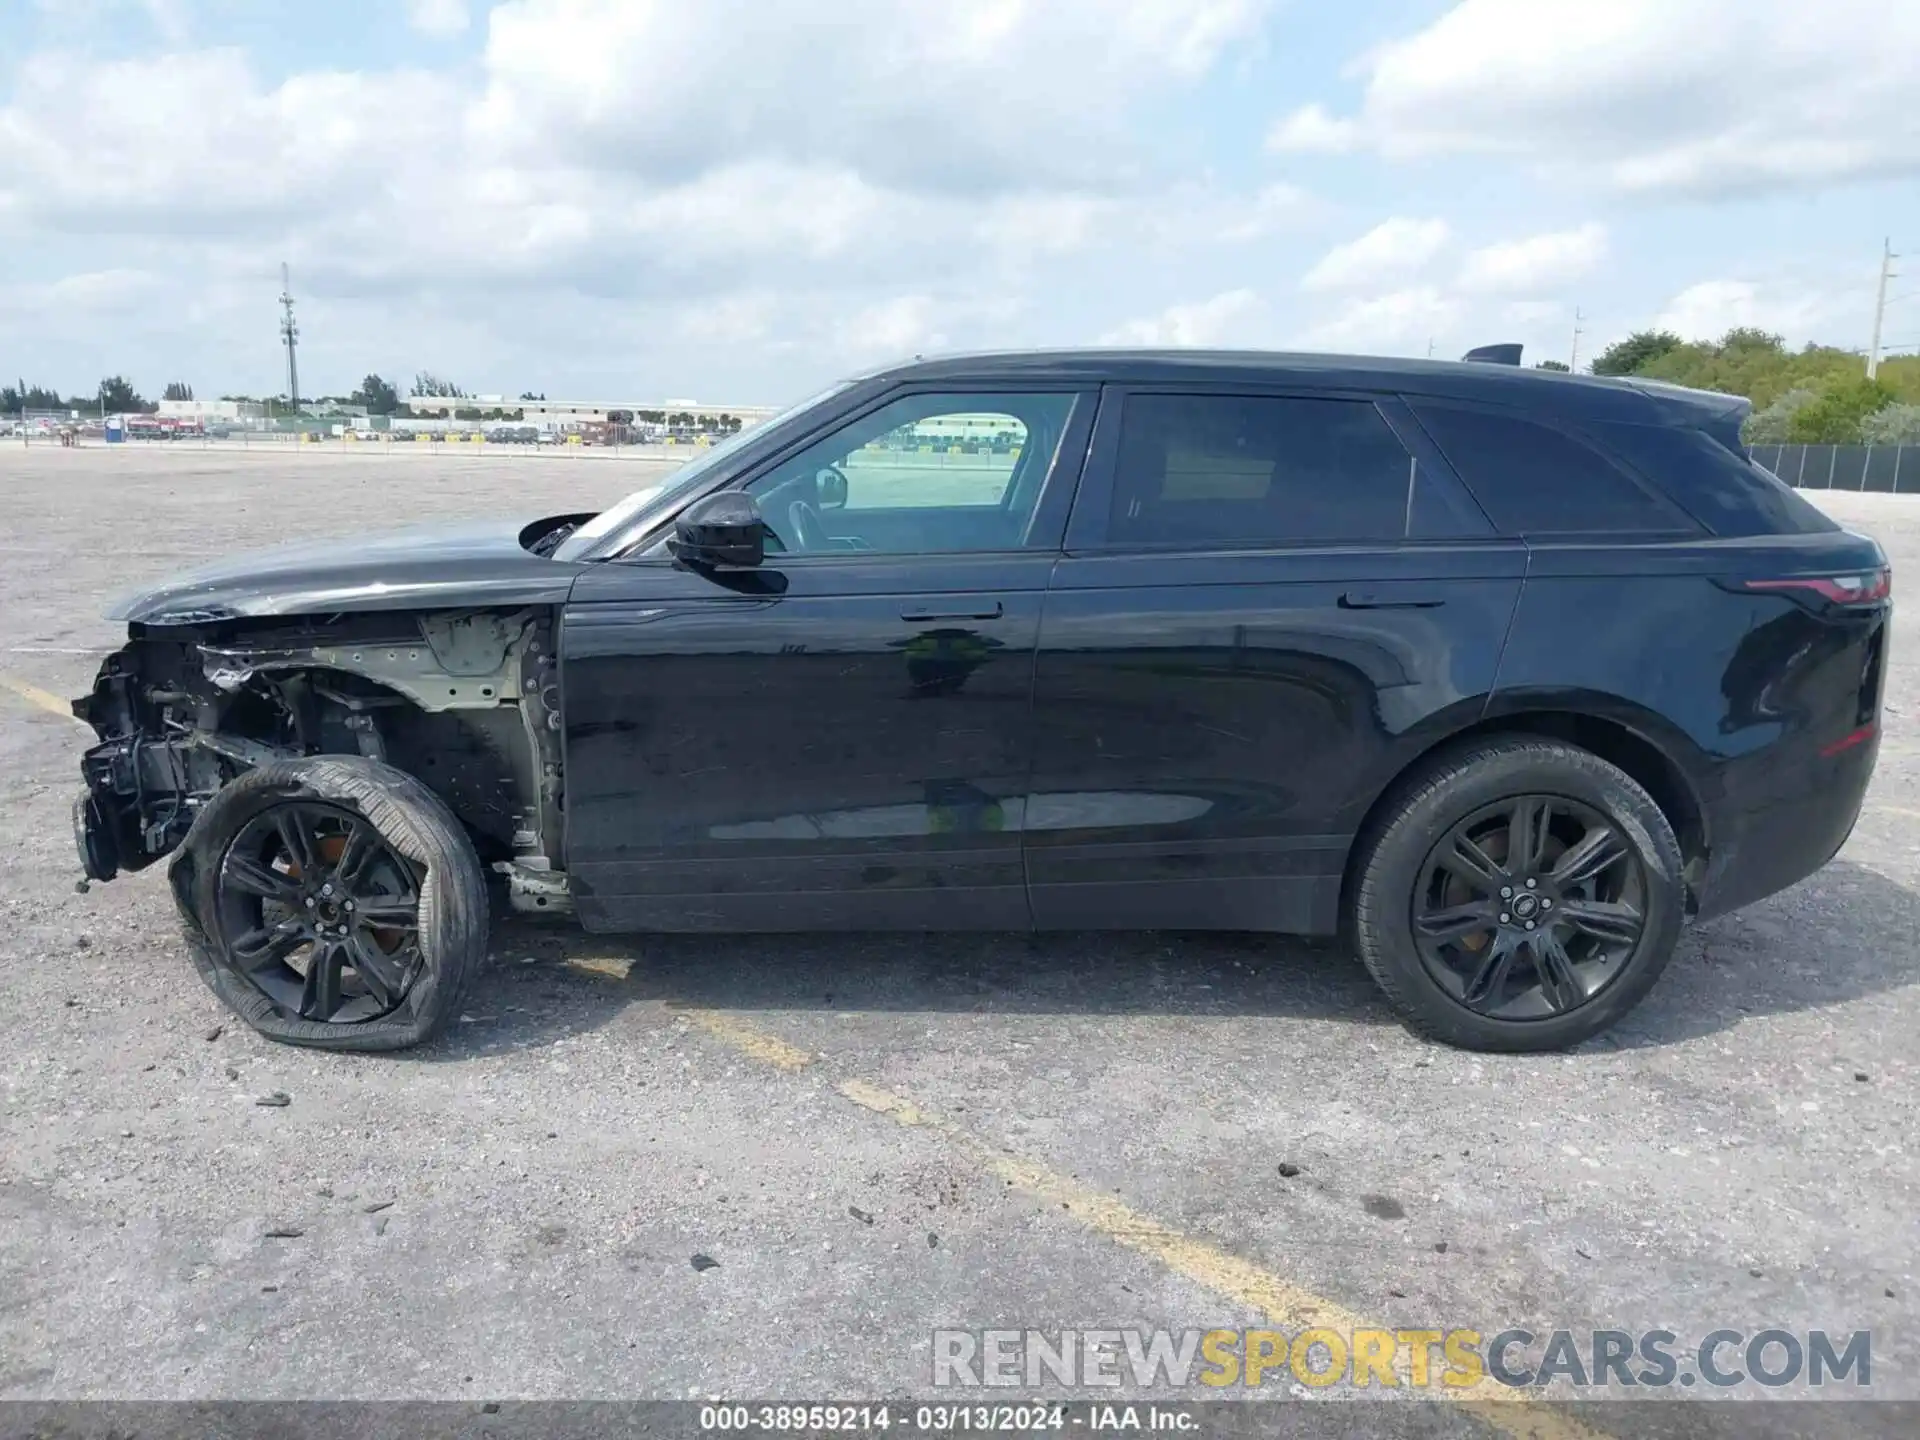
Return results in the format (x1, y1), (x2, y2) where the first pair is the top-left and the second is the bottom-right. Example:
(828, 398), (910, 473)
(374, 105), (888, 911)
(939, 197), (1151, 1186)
(900, 600), (1004, 622)
(1339, 590), (1446, 610)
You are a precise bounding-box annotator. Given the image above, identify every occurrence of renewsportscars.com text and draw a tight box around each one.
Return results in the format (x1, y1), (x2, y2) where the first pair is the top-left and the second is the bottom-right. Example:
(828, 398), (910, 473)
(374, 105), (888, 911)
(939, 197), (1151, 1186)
(932, 1327), (1871, 1391)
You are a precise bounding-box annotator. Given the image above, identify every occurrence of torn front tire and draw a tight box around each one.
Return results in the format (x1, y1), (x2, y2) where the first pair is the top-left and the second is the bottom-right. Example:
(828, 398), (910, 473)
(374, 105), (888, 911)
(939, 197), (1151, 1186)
(170, 756), (488, 1052)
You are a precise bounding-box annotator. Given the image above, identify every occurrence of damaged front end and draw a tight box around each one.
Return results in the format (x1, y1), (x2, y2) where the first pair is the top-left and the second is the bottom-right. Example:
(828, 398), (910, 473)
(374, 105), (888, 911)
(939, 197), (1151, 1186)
(73, 608), (568, 911)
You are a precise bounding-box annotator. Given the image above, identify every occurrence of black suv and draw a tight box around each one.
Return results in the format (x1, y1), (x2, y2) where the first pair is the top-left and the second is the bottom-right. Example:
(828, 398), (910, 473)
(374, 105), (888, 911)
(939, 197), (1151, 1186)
(73, 349), (1891, 1054)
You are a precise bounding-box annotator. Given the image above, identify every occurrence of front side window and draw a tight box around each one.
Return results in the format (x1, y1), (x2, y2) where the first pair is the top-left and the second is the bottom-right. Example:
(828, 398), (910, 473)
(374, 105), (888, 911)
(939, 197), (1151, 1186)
(1102, 394), (1431, 548)
(746, 391), (1078, 555)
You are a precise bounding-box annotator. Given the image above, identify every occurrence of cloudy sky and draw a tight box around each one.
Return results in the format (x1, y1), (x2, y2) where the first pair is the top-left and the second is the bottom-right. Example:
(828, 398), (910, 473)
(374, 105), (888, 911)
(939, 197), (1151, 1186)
(2, 0), (1915, 405)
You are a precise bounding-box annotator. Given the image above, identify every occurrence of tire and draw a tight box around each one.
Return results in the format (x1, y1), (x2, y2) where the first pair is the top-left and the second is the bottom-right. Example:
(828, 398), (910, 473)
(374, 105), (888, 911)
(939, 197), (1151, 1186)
(1349, 736), (1684, 1052)
(168, 756), (489, 1053)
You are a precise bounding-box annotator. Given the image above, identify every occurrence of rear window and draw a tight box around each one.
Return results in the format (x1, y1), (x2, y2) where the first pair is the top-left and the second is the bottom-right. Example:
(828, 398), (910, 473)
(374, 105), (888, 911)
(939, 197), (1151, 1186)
(1411, 403), (1699, 537)
(1106, 394), (1469, 547)
(1590, 422), (1838, 537)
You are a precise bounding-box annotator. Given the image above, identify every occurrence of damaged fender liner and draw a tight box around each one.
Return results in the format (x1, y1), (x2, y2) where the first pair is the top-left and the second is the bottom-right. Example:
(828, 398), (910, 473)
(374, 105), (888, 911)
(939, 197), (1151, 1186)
(73, 608), (568, 911)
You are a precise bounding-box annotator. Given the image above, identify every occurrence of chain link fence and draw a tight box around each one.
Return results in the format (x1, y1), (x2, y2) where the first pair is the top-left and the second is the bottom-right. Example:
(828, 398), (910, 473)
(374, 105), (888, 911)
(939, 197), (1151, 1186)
(1753, 444), (1917, 493)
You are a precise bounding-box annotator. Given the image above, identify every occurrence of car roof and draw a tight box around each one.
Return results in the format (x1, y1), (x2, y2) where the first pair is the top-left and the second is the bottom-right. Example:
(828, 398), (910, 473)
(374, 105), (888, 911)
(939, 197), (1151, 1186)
(854, 348), (1748, 427)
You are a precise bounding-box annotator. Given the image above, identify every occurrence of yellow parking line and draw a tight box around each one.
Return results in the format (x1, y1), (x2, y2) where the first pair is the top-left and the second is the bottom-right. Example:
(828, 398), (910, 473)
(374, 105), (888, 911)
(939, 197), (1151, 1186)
(695, 1020), (1604, 1440)
(0, 672), (89, 729)
(1867, 802), (1920, 822)
(682, 1008), (817, 1072)
(562, 955), (635, 982)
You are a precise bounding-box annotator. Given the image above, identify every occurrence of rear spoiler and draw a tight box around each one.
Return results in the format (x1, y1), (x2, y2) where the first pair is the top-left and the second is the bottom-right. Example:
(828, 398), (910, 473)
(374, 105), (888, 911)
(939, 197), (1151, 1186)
(1626, 378), (1753, 453)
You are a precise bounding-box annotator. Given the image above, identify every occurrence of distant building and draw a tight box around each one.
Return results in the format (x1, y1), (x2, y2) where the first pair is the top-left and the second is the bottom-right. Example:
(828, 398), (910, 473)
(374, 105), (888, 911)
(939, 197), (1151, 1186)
(157, 399), (267, 422)
(402, 395), (780, 430)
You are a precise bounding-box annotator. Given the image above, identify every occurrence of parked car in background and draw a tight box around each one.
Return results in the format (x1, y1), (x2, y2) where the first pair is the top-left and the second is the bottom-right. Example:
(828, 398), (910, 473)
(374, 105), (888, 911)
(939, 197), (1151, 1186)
(72, 348), (1888, 1053)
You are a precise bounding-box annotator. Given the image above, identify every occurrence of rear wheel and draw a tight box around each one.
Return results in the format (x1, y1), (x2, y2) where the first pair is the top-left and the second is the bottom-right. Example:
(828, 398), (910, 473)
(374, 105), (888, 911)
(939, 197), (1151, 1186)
(1350, 737), (1684, 1052)
(170, 756), (488, 1052)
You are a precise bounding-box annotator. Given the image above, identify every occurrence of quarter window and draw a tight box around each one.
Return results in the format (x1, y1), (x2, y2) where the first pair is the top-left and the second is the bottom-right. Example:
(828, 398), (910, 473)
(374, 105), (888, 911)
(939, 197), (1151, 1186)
(1411, 403), (1698, 536)
(1103, 394), (1433, 548)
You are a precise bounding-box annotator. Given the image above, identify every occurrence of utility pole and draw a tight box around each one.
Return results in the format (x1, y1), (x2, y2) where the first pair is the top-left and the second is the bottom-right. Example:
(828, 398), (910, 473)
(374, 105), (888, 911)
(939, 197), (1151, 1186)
(1868, 238), (1897, 380)
(1570, 308), (1585, 372)
(279, 263), (301, 413)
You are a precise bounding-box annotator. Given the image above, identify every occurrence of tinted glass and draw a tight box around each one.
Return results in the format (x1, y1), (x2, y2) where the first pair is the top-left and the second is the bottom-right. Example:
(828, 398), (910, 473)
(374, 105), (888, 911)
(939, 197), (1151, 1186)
(1592, 422), (1838, 537)
(1106, 395), (1419, 546)
(746, 391), (1077, 555)
(838, 411), (1028, 510)
(1412, 403), (1698, 536)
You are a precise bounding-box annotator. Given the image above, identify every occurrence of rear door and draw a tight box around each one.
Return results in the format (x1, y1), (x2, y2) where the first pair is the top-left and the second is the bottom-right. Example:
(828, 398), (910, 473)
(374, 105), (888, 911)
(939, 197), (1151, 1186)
(1024, 384), (1526, 934)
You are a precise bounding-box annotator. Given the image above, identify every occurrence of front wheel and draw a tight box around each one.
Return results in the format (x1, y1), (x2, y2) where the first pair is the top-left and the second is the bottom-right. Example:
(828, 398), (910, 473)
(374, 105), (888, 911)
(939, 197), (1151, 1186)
(1349, 737), (1685, 1052)
(170, 756), (489, 1052)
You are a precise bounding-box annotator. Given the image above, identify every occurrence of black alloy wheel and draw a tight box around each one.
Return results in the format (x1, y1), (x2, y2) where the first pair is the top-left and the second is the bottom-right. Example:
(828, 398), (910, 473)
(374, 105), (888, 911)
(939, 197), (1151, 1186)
(1347, 736), (1685, 1053)
(1411, 795), (1647, 1021)
(210, 799), (424, 1024)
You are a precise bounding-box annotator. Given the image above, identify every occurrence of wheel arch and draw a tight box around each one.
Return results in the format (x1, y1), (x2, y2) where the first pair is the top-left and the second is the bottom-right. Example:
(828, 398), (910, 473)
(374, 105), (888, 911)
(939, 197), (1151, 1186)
(1339, 702), (1713, 923)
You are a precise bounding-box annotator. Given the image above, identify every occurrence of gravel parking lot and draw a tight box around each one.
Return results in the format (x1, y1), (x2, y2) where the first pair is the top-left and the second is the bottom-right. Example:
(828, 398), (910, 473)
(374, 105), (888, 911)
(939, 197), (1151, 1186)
(1, 444), (1915, 1435)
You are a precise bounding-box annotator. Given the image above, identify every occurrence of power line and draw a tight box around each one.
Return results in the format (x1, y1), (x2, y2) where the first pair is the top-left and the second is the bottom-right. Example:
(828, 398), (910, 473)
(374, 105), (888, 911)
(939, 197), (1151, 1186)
(1868, 238), (1898, 380)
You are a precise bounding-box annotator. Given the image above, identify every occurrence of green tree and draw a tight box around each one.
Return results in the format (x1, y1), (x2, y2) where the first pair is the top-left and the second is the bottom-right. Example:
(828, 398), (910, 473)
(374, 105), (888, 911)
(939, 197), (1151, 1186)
(98, 376), (149, 414)
(519, 391), (547, 401)
(412, 371), (466, 399)
(1743, 388), (1817, 443)
(354, 373), (400, 414)
(1533, 360), (1570, 372)
(1717, 327), (1784, 355)
(1784, 375), (1896, 443)
(1591, 329), (1681, 376)
(162, 381), (195, 402)
(1860, 402), (1920, 445)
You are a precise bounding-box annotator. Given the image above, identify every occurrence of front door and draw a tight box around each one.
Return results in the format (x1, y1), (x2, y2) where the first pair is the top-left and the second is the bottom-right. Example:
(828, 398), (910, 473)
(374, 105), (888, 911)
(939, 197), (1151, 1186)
(562, 386), (1095, 933)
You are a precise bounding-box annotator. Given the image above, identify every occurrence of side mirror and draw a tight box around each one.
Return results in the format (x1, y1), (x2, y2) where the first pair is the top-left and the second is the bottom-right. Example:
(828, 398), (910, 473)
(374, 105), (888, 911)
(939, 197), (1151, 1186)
(816, 464), (849, 511)
(669, 491), (765, 570)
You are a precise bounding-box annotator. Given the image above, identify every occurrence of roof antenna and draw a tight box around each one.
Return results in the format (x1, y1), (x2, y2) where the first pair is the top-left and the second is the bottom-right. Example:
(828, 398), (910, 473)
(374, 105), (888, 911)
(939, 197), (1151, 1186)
(1461, 343), (1522, 366)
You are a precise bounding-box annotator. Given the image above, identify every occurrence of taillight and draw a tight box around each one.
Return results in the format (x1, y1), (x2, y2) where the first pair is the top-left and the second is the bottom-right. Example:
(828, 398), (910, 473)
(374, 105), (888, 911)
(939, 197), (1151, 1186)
(1744, 568), (1891, 605)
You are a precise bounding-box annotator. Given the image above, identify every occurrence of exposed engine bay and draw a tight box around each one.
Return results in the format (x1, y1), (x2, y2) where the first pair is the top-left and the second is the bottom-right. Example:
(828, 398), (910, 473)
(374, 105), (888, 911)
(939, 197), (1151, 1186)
(73, 607), (569, 913)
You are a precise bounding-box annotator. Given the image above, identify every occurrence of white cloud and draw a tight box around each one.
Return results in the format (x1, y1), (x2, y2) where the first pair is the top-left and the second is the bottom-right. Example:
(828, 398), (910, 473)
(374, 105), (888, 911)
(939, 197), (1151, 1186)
(406, 0), (471, 37)
(1101, 289), (1264, 347)
(1266, 103), (1356, 154)
(1278, 0), (1920, 196)
(1215, 183), (1319, 242)
(1652, 278), (1866, 347)
(1295, 286), (1462, 353)
(836, 295), (945, 360)
(473, 0), (1275, 194)
(1457, 223), (1607, 295)
(1300, 218), (1450, 292)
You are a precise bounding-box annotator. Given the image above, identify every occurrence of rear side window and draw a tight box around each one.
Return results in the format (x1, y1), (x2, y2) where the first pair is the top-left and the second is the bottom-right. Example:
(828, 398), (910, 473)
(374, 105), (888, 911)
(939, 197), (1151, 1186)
(1590, 422), (1837, 537)
(1106, 394), (1453, 547)
(1411, 403), (1699, 536)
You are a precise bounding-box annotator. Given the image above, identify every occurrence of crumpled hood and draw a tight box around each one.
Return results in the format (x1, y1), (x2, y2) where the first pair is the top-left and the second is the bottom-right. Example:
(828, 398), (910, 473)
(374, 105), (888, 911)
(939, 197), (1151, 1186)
(109, 516), (593, 626)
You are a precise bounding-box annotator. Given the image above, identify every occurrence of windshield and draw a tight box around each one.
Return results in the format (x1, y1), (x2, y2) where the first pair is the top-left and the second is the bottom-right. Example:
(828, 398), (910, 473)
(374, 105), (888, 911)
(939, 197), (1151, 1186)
(552, 380), (854, 561)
